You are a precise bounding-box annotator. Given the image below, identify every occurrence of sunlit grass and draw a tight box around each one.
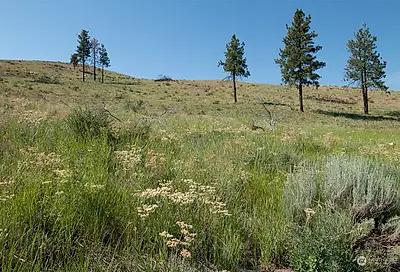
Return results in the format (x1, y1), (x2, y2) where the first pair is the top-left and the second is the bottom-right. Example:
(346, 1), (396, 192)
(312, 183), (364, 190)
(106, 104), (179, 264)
(0, 60), (399, 271)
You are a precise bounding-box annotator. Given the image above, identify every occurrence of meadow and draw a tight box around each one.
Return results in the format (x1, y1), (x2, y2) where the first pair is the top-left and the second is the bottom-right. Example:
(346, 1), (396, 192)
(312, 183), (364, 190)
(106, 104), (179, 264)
(0, 60), (399, 271)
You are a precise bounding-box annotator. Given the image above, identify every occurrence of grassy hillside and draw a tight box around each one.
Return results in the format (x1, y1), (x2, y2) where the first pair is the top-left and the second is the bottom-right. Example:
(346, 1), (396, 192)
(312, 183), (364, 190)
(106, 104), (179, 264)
(0, 60), (399, 271)
(1, 60), (399, 125)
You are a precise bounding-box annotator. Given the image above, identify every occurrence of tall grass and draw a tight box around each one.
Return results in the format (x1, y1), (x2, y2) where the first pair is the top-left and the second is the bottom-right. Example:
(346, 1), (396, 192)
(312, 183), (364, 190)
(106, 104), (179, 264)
(0, 111), (399, 271)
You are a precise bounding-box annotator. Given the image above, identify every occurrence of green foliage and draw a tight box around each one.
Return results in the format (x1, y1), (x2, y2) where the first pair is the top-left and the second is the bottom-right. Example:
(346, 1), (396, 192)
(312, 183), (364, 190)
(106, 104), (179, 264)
(33, 74), (61, 84)
(218, 34), (250, 80)
(275, 9), (325, 112)
(218, 34), (250, 102)
(65, 107), (112, 140)
(99, 44), (110, 69)
(76, 29), (91, 81)
(344, 24), (387, 114)
(285, 156), (400, 220)
(70, 53), (78, 69)
(345, 24), (387, 90)
(0, 84), (399, 271)
(287, 209), (357, 272)
(99, 44), (110, 83)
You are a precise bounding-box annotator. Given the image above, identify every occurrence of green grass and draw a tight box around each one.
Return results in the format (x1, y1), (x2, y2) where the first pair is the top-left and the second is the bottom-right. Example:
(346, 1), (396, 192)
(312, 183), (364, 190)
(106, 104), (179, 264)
(0, 60), (399, 271)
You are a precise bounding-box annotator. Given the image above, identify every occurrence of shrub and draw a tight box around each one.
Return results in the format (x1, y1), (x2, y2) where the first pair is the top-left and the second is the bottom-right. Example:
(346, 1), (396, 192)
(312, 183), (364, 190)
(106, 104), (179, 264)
(285, 156), (400, 226)
(124, 99), (145, 113)
(284, 156), (400, 271)
(112, 119), (151, 145)
(34, 74), (61, 84)
(287, 209), (357, 271)
(65, 107), (112, 140)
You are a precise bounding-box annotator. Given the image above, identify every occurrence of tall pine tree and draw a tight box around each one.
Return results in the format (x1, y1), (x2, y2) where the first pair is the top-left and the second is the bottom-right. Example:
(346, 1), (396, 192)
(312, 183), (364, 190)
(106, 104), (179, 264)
(275, 9), (325, 112)
(90, 38), (100, 81)
(99, 44), (110, 83)
(76, 29), (91, 82)
(344, 24), (387, 115)
(218, 34), (250, 103)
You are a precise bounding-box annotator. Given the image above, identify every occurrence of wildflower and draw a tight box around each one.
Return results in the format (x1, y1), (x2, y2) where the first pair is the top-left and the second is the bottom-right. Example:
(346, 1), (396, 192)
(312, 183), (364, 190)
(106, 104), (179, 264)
(159, 231), (173, 238)
(0, 180), (14, 186)
(304, 208), (316, 221)
(183, 235), (195, 243)
(115, 145), (142, 171)
(180, 249), (191, 258)
(137, 204), (158, 218)
(176, 221), (193, 230)
(145, 148), (166, 169)
(54, 169), (72, 179)
(90, 184), (105, 189)
(167, 238), (181, 248)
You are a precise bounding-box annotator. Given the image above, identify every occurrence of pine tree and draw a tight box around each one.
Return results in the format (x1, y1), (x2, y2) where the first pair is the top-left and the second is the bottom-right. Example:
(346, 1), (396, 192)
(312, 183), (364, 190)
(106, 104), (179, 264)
(344, 24), (387, 115)
(99, 44), (110, 83)
(76, 29), (91, 82)
(275, 9), (325, 112)
(90, 38), (100, 81)
(218, 34), (250, 103)
(70, 53), (78, 70)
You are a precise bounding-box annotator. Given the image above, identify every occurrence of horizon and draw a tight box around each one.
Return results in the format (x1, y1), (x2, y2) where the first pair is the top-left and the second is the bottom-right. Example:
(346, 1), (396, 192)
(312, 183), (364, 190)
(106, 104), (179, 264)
(1, 0), (399, 90)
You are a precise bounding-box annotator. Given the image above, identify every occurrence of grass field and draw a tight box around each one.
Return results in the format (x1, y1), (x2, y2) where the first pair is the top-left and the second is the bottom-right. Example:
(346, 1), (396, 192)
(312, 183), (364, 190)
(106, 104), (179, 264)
(1, 60), (399, 271)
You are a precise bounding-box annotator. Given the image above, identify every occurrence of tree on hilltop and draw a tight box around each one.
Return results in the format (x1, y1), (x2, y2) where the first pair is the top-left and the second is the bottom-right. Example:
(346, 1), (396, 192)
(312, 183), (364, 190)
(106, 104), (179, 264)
(76, 29), (91, 82)
(70, 53), (78, 70)
(344, 24), (388, 115)
(90, 37), (100, 81)
(99, 44), (110, 83)
(275, 9), (325, 112)
(218, 34), (250, 103)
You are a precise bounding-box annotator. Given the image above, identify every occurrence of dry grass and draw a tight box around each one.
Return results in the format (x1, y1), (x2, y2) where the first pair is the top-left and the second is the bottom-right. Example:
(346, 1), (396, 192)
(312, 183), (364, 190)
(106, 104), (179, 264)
(1, 60), (399, 130)
(0, 60), (399, 271)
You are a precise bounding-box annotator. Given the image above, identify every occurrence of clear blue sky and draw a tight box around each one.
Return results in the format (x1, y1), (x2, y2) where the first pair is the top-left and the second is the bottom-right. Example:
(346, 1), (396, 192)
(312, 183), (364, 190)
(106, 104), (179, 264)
(1, 0), (399, 90)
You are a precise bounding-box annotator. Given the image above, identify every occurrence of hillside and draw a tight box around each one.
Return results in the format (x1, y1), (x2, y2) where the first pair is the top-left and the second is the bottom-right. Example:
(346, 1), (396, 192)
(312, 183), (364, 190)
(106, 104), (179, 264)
(1, 60), (400, 271)
(1, 60), (399, 129)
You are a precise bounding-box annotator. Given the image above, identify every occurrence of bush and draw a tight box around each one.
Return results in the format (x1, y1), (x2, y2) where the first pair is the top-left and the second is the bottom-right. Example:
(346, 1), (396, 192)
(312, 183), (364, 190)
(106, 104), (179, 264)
(284, 156), (400, 271)
(66, 107), (112, 140)
(34, 74), (61, 84)
(112, 119), (151, 145)
(285, 156), (400, 225)
(287, 209), (357, 271)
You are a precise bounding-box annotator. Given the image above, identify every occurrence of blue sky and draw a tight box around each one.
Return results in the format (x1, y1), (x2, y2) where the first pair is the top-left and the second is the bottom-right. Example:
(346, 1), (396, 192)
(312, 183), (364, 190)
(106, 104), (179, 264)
(1, 0), (399, 90)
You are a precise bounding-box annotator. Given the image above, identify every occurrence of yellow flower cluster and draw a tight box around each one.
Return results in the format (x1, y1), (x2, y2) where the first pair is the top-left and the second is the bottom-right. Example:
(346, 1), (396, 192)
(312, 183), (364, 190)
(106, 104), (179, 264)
(145, 148), (165, 169)
(19, 110), (47, 124)
(137, 204), (158, 218)
(159, 221), (197, 259)
(19, 147), (63, 169)
(135, 179), (231, 217)
(115, 145), (142, 171)
(0, 180), (14, 186)
(0, 194), (15, 202)
(53, 169), (72, 183)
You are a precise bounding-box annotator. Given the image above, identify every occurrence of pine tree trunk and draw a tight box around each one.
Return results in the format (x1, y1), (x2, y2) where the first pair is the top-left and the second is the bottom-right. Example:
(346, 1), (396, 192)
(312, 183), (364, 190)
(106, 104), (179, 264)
(82, 59), (85, 82)
(93, 54), (96, 81)
(299, 82), (304, 112)
(363, 86), (369, 115)
(233, 73), (237, 103)
(102, 66), (104, 83)
(362, 71), (368, 114)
